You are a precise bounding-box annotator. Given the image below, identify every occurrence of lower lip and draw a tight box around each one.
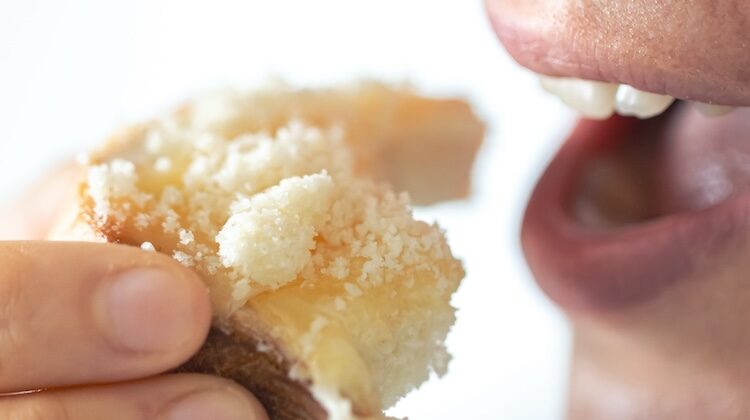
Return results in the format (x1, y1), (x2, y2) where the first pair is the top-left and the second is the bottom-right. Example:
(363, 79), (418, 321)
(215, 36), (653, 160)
(521, 115), (750, 313)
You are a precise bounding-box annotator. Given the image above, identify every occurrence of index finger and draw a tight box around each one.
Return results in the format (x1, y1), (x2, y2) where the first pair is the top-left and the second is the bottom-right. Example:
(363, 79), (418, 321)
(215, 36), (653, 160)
(0, 164), (81, 240)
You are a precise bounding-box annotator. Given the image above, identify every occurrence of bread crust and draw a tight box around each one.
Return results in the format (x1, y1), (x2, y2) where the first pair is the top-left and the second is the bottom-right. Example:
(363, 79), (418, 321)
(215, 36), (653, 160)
(178, 327), (327, 420)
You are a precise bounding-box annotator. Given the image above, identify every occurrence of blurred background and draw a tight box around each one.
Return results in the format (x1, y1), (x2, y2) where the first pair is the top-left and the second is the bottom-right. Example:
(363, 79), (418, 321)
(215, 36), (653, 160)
(0, 1), (579, 418)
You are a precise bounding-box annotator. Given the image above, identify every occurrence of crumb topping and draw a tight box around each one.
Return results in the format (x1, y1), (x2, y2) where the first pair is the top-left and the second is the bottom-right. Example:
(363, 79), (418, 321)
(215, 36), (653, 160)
(80, 84), (468, 413)
(84, 111), (460, 315)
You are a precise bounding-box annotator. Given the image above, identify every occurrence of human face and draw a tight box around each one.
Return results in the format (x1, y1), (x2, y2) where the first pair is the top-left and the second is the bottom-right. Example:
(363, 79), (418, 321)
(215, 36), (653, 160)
(486, 1), (750, 419)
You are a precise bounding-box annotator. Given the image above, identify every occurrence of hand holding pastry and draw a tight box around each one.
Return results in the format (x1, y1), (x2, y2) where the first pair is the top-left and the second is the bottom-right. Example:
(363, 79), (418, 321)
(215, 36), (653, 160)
(0, 169), (267, 420)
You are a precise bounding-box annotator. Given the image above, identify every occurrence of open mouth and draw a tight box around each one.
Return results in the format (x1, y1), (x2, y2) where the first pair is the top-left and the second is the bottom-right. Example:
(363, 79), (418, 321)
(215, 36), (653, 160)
(521, 102), (750, 312)
(483, 0), (750, 314)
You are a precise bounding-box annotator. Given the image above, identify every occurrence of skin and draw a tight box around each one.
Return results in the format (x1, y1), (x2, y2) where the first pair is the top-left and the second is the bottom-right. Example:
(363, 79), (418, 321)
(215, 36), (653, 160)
(0, 168), (268, 420)
(486, 0), (750, 106)
(486, 0), (750, 419)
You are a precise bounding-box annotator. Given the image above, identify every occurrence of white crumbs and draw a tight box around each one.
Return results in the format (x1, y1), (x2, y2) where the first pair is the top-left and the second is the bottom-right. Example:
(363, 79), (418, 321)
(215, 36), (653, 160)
(81, 85), (469, 416)
(172, 250), (194, 267)
(82, 87), (464, 326)
(86, 159), (139, 223)
(154, 156), (172, 172)
(216, 172), (335, 290)
(344, 282), (363, 297)
(140, 241), (156, 252)
(134, 213), (151, 229)
(179, 229), (195, 245)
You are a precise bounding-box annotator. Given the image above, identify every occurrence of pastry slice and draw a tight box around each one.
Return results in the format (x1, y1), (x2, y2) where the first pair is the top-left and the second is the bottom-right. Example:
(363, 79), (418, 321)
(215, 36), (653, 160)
(53, 82), (482, 419)
(89, 81), (484, 205)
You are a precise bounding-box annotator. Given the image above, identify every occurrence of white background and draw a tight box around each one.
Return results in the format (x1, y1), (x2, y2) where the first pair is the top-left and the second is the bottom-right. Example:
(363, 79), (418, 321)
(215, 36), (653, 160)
(0, 1), (578, 419)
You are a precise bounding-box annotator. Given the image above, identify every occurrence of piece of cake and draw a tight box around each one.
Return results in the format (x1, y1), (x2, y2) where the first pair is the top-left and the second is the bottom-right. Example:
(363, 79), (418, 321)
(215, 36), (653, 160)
(53, 82), (483, 419)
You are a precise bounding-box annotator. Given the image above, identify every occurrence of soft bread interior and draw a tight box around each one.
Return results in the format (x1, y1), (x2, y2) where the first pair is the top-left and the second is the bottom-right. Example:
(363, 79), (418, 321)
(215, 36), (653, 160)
(62, 82), (480, 419)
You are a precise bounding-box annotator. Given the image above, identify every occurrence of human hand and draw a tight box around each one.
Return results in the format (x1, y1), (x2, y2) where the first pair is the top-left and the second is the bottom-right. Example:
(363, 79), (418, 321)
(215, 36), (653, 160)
(0, 167), (267, 420)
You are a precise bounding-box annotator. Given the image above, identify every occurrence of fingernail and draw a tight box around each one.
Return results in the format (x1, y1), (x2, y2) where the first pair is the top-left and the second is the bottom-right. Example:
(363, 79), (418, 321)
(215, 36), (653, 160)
(96, 268), (199, 353)
(162, 389), (263, 420)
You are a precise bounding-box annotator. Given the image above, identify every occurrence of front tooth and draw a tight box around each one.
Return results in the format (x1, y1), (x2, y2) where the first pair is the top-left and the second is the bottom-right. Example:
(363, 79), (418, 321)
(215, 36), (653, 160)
(693, 102), (734, 117)
(540, 76), (617, 120)
(615, 85), (675, 119)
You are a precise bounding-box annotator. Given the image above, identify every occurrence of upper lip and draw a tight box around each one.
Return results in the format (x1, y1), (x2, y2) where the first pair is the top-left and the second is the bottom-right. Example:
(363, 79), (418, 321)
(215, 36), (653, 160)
(521, 114), (750, 312)
(485, 0), (750, 106)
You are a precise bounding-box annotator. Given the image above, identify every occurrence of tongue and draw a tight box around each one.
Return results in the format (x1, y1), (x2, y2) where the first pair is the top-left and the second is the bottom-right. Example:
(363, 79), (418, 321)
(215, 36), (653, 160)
(655, 106), (750, 214)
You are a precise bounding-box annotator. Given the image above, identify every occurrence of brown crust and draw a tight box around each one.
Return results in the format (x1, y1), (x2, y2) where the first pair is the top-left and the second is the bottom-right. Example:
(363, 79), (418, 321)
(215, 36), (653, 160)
(177, 328), (327, 420)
